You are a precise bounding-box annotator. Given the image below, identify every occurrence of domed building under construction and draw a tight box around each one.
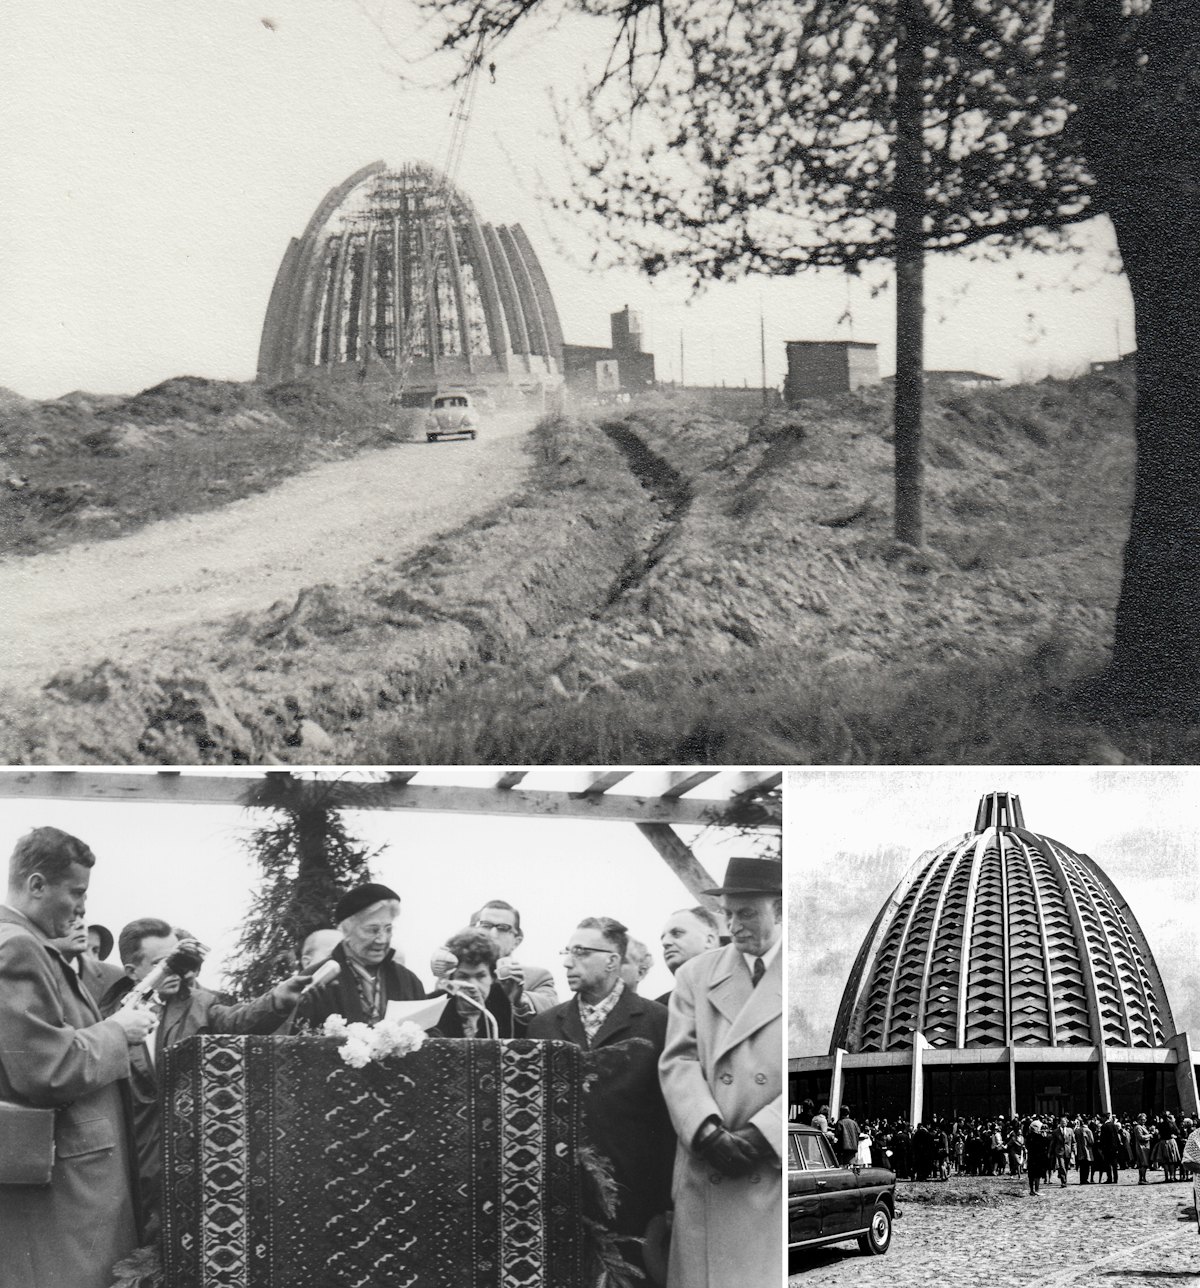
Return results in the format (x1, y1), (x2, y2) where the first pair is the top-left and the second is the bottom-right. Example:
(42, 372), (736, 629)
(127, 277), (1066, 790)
(257, 161), (565, 404)
(791, 792), (1199, 1123)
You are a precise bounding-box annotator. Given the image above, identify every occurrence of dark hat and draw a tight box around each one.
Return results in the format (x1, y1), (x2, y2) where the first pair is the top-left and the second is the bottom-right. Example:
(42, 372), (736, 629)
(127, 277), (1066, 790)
(701, 856), (782, 897)
(334, 883), (402, 925)
(88, 923), (114, 962)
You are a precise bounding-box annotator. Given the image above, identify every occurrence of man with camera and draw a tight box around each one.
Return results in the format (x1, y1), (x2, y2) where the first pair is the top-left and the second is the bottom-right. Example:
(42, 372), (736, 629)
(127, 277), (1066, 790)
(0, 827), (156, 1288)
(101, 917), (312, 1233)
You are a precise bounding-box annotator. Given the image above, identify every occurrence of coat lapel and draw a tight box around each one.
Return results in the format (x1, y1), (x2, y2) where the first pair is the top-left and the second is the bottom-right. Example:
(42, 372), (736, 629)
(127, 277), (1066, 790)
(706, 946), (751, 1028)
(713, 949), (781, 1062)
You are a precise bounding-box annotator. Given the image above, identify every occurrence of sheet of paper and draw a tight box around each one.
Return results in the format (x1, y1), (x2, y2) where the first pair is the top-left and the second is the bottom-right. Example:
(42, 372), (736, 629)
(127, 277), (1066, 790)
(384, 997), (448, 1030)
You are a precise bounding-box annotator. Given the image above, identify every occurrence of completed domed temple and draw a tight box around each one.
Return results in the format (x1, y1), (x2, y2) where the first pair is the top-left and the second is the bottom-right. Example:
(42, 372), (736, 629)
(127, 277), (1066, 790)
(791, 792), (1199, 1123)
(257, 162), (565, 403)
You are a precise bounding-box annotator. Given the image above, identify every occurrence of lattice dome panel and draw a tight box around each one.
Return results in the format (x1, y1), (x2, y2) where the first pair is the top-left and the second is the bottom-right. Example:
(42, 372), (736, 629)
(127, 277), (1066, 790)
(832, 792), (1177, 1054)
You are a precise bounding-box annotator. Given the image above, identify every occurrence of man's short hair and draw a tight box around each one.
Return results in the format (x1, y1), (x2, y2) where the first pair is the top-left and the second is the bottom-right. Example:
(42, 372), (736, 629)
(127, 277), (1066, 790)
(471, 899), (522, 934)
(624, 937), (652, 973)
(577, 916), (629, 962)
(9, 827), (96, 887)
(119, 917), (174, 966)
(444, 927), (499, 971)
(677, 905), (720, 934)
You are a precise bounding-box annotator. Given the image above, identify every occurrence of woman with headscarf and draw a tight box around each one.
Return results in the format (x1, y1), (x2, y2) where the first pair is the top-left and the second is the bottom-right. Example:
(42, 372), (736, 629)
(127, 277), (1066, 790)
(1157, 1112), (1181, 1182)
(1132, 1113), (1154, 1185)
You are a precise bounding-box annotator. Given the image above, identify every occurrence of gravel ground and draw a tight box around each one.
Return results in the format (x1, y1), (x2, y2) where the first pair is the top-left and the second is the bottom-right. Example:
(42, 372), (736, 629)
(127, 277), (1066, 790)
(789, 1173), (1200, 1286)
(0, 411), (533, 690)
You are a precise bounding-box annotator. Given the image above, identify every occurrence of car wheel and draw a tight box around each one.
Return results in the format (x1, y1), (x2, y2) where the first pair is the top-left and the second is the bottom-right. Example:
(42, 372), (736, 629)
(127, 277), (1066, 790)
(857, 1202), (892, 1255)
(426, 434), (437, 442)
(468, 430), (477, 440)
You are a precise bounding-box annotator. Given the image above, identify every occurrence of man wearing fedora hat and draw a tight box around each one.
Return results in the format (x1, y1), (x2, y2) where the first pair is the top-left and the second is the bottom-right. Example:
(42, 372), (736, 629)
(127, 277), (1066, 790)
(658, 856), (782, 1288)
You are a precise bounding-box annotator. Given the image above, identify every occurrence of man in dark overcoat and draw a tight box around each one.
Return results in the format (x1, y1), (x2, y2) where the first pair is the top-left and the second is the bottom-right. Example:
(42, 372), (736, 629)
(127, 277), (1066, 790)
(0, 827), (155, 1288)
(529, 916), (673, 1269)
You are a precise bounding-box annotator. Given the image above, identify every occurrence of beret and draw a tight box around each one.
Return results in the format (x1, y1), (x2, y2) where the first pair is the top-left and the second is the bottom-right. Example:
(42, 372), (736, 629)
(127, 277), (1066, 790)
(334, 883), (402, 924)
(88, 923), (115, 962)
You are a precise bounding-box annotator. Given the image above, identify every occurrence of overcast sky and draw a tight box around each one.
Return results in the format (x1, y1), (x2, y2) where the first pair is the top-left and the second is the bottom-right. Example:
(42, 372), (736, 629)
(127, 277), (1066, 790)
(0, 769), (773, 1003)
(788, 768), (1200, 1057)
(1, 0), (1134, 399)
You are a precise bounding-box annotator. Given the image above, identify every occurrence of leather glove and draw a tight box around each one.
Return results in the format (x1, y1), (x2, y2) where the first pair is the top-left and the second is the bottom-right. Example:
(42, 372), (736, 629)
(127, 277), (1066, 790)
(697, 1126), (761, 1178)
(729, 1124), (771, 1161)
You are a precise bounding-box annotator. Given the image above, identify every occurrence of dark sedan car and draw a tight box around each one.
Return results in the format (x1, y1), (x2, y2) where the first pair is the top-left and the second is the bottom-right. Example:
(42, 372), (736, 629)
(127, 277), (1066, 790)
(788, 1124), (897, 1256)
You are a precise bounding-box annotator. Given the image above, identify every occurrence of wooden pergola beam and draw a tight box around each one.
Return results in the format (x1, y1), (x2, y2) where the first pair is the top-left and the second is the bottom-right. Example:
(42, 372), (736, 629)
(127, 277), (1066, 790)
(0, 772), (736, 827)
(636, 822), (722, 911)
(574, 772), (631, 796)
(661, 771), (719, 800)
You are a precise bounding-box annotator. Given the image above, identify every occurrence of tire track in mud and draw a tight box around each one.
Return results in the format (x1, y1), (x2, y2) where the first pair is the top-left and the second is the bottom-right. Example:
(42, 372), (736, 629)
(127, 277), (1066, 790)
(597, 419), (693, 605)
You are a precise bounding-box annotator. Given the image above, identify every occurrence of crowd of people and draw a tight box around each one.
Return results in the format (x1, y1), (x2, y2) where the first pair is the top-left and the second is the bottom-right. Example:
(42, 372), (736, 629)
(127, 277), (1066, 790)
(0, 827), (783, 1288)
(796, 1102), (1200, 1195)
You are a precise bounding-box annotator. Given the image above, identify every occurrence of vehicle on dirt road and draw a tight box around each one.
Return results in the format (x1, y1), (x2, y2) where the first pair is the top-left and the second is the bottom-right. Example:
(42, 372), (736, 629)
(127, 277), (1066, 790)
(426, 391), (479, 442)
(788, 1123), (897, 1258)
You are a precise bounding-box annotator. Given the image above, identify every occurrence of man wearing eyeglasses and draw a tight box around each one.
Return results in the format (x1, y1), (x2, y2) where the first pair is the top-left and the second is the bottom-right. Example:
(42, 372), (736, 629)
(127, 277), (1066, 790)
(469, 900), (558, 1019)
(659, 857), (783, 1288)
(529, 917), (674, 1274)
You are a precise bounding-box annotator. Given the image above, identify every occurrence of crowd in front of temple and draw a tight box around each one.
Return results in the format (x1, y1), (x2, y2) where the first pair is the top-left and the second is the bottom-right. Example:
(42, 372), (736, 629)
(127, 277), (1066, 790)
(0, 826), (783, 1288)
(795, 1101), (1200, 1194)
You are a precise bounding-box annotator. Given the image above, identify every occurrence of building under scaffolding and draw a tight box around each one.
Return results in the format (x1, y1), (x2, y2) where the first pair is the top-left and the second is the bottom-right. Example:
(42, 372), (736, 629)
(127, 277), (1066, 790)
(257, 162), (566, 406)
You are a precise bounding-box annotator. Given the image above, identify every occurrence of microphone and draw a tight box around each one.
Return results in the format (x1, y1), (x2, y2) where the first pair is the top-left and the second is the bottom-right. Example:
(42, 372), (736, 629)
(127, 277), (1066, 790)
(301, 959), (340, 993)
(430, 947), (458, 979)
(439, 979), (499, 1040)
(120, 944), (205, 1013)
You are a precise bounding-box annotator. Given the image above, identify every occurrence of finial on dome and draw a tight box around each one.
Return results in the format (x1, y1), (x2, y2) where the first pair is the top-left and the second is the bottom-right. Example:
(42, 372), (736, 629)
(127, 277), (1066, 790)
(973, 791), (1025, 833)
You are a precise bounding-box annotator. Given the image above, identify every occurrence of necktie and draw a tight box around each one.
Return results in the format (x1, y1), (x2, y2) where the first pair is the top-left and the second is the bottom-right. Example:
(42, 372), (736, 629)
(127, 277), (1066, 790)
(751, 956), (765, 987)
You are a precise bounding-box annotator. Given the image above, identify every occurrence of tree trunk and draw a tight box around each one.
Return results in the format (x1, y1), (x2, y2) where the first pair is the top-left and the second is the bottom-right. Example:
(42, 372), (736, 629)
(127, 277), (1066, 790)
(893, 0), (926, 547)
(1105, 214), (1200, 714)
(1062, 0), (1200, 714)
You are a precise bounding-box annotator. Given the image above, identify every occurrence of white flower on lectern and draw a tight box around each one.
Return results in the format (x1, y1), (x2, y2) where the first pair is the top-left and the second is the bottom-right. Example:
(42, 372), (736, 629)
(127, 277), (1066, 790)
(323, 1014), (426, 1068)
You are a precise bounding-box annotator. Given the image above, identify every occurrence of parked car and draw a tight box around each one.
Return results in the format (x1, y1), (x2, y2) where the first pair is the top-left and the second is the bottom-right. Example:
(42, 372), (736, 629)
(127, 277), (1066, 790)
(788, 1123), (896, 1256)
(426, 391), (479, 442)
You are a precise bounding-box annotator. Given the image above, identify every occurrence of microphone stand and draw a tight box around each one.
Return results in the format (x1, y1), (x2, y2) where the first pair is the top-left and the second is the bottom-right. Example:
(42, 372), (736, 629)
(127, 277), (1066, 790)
(441, 981), (499, 1040)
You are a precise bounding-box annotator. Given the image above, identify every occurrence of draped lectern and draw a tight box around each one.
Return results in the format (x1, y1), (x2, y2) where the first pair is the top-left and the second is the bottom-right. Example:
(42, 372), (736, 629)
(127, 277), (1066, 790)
(161, 1035), (590, 1288)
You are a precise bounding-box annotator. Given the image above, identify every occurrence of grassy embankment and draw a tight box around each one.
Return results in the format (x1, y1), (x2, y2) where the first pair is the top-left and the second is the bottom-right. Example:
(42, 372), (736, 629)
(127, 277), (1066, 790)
(0, 376), (419, 556)
(5, 369), (1196, 764)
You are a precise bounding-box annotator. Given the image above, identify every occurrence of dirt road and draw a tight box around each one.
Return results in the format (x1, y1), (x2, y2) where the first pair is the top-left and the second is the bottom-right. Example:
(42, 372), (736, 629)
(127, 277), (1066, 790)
(0, 412), (534, 690)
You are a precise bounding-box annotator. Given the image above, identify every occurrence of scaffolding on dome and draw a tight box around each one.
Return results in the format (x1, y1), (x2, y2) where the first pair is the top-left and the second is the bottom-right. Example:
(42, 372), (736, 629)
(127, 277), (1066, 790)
(257, 162), (566, 408)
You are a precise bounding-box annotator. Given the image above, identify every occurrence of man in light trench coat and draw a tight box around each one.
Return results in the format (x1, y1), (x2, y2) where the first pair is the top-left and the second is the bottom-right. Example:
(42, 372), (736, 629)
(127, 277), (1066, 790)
(0, 827), (154, 1288)
(658, 857), (783, 1288)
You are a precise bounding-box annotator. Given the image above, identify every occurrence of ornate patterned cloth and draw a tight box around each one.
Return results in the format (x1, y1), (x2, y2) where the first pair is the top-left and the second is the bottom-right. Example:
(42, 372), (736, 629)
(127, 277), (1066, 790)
(161, 1035), (588, 1288)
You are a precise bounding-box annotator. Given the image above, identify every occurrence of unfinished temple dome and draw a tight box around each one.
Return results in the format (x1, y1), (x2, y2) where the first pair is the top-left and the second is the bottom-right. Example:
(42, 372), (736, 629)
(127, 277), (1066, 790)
(833, 792), (1176, 1055)
(257, 161), (564, 403)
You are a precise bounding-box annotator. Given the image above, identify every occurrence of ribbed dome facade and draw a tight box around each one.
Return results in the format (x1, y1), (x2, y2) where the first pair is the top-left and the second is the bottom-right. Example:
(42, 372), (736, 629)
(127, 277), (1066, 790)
(832, 792), (1177, 1056)
(257, 161), (564, 395)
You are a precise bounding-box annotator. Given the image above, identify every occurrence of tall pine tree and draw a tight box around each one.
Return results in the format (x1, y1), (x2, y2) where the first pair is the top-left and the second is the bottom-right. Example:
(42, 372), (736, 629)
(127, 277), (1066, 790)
(225, 774), (382, 998)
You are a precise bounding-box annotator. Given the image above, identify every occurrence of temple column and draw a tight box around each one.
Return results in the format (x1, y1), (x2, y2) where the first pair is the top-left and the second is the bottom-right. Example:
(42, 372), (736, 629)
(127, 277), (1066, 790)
(465, 221), (511, 365)
(359, 228), (376, 364)
(328, 234), (351, 367)
(444, 223), (474, 371)
(499, 226), (550, 359)
(484, 225), (530, 362)
(909, 1032), (928, 1125)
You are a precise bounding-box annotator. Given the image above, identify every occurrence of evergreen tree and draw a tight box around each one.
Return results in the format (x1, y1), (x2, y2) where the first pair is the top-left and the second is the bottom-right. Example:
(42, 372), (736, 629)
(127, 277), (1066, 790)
(225, 773), (383, 998)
